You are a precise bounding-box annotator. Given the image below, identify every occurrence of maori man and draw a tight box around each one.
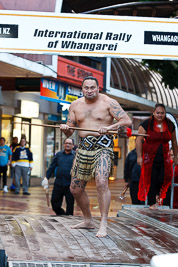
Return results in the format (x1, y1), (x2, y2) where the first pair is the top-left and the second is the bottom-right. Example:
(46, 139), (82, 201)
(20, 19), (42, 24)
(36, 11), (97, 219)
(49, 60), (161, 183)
(60, 76), (131, 237)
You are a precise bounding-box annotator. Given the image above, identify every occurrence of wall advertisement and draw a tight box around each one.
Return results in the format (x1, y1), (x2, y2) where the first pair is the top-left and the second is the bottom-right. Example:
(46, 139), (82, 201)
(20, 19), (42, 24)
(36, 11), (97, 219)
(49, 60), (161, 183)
(40, 78), (83, 104)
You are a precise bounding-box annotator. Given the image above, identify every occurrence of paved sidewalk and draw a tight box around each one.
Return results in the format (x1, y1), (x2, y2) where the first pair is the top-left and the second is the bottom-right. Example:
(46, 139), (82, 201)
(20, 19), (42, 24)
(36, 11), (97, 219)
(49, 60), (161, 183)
(0, 178), (131, 216)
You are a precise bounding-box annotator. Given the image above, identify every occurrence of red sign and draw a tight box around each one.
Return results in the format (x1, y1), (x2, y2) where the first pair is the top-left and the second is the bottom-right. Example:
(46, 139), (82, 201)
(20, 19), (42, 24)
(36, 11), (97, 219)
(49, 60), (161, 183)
(57, 56), (104, 91)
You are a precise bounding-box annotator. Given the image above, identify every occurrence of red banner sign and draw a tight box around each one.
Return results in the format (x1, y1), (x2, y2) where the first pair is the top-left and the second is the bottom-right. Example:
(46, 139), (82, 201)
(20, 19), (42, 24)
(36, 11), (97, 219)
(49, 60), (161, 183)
(57, 56), (104, 91)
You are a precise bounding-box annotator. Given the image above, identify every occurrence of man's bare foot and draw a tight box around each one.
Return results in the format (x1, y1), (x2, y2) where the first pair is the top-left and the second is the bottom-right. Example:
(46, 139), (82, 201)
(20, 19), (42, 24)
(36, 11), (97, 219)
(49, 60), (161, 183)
(96, 220), (108, 238)
(96, 227), (107, 238)
(71, 221), (95, 229)
(149, 204), (158, 210)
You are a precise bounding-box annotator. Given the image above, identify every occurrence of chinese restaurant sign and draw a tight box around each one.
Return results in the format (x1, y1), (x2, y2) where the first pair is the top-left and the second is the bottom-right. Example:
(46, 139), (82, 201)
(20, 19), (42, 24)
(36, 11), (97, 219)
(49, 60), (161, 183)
(57, 57), (104, 90)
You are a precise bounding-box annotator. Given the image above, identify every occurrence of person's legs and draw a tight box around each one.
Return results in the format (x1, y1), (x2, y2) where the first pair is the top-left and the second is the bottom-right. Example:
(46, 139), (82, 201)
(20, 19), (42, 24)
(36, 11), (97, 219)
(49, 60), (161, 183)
(51, 184), (65, 215)
(10, 167), (16, 190)
(65, 186), (74, 215)
(22, 167), (30, 193)
(95, 150), (111, 237)
(15, 165), (21, 193)
(2, 165), (7, 186)
(70, 176), (94, 228)
(130, 182), (143, 205)
(148, 161), (164, 209)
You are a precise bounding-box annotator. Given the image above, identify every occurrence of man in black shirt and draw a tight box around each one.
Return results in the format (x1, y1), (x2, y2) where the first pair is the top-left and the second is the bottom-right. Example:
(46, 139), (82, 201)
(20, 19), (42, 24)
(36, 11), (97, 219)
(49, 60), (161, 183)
(42, 138), (75, 215)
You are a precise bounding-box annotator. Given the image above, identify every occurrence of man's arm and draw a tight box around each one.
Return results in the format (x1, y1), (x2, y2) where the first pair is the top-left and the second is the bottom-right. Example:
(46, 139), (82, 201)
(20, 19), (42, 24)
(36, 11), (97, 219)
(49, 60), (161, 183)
(46, 154), (58, 179)
(136, 126), (146, 167)
(28, 148), (33, 169)
(60, 103), (77, 137)
(108, 99), (132, 131)
(11, 147), (18, 167)
(8, 154), (12, 166)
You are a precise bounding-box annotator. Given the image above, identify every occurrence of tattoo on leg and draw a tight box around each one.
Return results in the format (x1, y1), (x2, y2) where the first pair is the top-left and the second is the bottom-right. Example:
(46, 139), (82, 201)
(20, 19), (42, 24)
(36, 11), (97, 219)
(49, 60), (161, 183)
(71, 176), (87, 189)
(95, 150), (111, 180)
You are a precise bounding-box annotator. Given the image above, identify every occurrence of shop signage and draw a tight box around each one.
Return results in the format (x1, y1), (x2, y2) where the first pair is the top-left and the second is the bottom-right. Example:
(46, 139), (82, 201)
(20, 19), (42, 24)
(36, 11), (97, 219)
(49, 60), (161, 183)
(0, 10), (178, 60)
(40, 78), (83, 104)
(57, 57), (103, 90)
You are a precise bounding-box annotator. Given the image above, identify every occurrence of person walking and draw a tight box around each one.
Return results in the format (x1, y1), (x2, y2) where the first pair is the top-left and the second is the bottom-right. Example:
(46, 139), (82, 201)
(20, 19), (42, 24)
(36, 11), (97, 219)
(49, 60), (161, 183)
(42, 138), (75, 215)
(12, 137), (33, 195)
(60, 76), (131, 237)
(9, 136), (19, 191)
(0, 137), (12, 192)
(124, 148), (143, 205)
(136, 104), (178, 210)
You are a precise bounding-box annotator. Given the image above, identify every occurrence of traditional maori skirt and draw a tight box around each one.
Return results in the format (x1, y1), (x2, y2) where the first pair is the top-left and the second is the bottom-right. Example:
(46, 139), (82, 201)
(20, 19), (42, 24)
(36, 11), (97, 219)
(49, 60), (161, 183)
(71, 135), (114, 181)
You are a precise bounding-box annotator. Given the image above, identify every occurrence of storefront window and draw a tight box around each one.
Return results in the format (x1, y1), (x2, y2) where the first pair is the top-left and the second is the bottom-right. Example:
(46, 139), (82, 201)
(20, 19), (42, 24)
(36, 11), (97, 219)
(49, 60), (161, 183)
(1, 115), (12, 145)
(31, 119), (44, 177)
(21, 118), (31, 146)
(46, 126), (55, 169)
(13, 117), (22, 141)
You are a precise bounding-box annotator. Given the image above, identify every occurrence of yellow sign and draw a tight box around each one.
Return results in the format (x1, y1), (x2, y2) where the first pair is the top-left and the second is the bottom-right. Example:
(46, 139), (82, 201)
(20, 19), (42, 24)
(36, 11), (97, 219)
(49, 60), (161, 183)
(65, 95), (78, 103)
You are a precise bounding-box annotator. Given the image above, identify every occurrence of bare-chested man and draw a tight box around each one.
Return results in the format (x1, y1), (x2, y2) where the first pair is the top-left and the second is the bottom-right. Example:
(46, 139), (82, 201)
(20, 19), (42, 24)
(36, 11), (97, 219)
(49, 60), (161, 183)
(60, 76), (131, 237)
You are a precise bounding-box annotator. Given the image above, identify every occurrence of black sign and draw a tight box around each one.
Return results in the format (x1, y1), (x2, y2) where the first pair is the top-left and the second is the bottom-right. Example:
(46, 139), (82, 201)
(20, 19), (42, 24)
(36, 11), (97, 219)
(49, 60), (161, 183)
(144, 31), (178, 46)
(0, 24), (18, 38)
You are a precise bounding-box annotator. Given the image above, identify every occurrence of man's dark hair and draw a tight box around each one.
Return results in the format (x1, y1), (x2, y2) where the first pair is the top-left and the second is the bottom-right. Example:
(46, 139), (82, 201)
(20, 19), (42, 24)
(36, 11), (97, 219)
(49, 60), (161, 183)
(0, 137), (5, 142)
(82, 76), (99, 87)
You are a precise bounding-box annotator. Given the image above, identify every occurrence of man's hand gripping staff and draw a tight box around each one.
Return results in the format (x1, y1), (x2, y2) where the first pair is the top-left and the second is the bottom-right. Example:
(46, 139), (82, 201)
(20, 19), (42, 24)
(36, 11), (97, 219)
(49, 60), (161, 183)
(59, 125), (148, 138)
(41, 177), (50, 207)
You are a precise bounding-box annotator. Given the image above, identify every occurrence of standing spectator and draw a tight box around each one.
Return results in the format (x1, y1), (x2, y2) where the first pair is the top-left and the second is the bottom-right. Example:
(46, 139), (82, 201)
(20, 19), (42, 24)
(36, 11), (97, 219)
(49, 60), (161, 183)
(136, 104), (178, 210)
(42, 138), (75, 215)
(9, 137), (19, 191)
(124, 148), (143, 205)
(12, 137), (33, 195)
(0, 137), (12, 192)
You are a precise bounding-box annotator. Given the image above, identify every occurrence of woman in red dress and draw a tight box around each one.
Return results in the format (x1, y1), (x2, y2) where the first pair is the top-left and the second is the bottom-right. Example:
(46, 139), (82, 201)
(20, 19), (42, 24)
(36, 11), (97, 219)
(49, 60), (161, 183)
(136, 104), (178, 210)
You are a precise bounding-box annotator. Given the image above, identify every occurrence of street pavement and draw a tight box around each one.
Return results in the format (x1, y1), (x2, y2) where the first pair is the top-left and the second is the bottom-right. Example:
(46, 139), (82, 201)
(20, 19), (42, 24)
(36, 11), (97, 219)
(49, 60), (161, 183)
(0, 178), (131, 216)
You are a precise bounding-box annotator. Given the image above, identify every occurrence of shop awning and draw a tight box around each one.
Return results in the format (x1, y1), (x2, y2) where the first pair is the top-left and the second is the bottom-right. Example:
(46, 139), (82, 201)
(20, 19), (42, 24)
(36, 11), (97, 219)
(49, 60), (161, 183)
(0, 53), (57, 78)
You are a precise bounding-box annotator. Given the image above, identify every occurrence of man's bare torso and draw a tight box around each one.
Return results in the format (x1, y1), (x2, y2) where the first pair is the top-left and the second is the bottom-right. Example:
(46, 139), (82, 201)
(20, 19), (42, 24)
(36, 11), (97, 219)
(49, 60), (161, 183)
(70, 94), (113, 138)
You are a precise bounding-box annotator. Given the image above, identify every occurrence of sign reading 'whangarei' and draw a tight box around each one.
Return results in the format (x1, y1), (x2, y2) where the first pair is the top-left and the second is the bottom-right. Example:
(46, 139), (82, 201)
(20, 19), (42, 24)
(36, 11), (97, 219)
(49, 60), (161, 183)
(0, 10), (178, 60)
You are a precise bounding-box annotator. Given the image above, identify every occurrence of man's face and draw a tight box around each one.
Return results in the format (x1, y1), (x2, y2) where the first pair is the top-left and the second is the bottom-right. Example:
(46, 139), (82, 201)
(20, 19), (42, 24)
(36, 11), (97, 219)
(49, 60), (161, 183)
(14, 137), (18, 144)
(64, 139), (74, 152)
(0, 139), (5, 146)
(82, 79), (99, 100)
(20, 139), (26, 147)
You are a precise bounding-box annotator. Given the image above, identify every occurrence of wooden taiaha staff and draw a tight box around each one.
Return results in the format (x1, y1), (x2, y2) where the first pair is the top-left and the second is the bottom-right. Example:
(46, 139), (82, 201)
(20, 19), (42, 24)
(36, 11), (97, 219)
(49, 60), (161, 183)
(119, 183), (130, 200)
(45, 188), (50, 207)
(13, 122), (148, 137)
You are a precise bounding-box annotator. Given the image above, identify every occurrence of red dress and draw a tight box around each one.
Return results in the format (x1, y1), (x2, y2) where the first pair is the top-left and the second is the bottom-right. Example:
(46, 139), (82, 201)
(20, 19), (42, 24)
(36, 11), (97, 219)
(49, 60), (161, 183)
(138, 119), (173, 202)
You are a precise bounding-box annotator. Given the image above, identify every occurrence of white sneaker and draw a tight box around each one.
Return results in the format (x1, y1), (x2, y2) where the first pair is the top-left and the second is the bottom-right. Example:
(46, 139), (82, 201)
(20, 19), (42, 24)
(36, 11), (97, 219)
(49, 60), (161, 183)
(3, 185), (8, 193)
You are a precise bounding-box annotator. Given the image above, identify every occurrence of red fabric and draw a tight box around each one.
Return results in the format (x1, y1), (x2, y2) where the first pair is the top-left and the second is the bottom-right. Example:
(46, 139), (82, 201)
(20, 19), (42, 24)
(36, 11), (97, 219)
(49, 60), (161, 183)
(173, 165), (178, 209)
(127, 128), (132, 137)
(138, 119), (173, 201)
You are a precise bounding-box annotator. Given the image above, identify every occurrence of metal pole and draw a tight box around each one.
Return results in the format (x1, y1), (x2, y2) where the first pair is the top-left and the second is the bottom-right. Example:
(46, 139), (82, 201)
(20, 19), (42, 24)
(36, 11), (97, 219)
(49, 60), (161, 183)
(170, 164), (175, 209)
